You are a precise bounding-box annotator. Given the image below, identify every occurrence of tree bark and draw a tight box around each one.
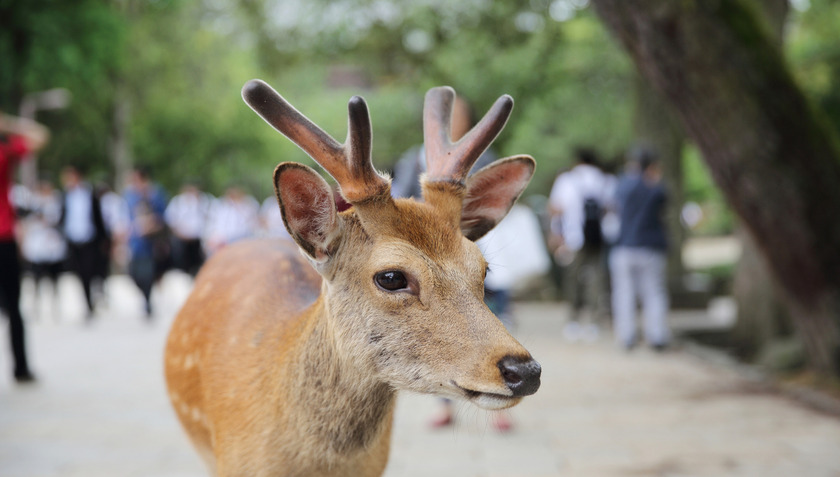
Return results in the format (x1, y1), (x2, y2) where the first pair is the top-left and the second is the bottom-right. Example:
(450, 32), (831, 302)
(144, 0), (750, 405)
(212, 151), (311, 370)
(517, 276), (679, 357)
(591, 0), (840, 376)
(109, 82), (132, 191)
(730, 0), (794, 364)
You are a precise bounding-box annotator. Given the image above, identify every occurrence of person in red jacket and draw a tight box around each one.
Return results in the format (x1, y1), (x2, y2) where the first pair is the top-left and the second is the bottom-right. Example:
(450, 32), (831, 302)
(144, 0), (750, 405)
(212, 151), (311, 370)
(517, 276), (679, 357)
(0, 111), (48, 383)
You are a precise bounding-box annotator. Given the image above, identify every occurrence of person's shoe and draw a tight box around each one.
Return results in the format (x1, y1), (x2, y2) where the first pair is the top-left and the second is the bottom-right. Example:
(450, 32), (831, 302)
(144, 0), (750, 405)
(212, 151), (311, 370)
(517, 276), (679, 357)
(562, 322), (581, 343)
(581, 323), (600, 343)
(428, 408), (453, 429)
(492, 412), (513, 433)
(14, 370), (36, 384)
(651, 342), (669, 353)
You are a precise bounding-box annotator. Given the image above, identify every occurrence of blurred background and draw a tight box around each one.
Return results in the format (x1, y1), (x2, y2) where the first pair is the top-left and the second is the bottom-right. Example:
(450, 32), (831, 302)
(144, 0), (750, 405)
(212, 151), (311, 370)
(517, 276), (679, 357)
(2, 0), (840, 475)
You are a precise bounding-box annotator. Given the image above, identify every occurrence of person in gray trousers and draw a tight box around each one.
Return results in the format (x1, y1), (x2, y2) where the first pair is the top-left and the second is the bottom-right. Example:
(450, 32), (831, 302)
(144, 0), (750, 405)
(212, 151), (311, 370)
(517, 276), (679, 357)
(610, 149), (670, 350)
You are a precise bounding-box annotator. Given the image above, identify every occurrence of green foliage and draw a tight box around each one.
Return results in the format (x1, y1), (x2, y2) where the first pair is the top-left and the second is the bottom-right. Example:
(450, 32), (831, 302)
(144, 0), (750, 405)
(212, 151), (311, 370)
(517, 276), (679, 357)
(787, 0), (840, 134)
(4, 0), (837, 208)
(0, 0), (126, 177)
(683, 145), (734, 235)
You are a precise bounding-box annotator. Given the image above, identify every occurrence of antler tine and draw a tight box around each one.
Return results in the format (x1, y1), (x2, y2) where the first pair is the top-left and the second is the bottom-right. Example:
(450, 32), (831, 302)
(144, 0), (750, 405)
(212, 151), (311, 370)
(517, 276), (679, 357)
(423, 86), (514, 185)
(242, 79), (389, 203)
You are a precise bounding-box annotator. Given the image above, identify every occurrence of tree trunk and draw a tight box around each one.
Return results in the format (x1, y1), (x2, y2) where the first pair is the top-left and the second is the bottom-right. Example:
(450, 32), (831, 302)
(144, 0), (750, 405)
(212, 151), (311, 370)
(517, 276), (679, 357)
(730, 0), (794, 365)
(591, 0), (840, 376)
(731, 226), (794, 362)
(109, 83), (132, 191)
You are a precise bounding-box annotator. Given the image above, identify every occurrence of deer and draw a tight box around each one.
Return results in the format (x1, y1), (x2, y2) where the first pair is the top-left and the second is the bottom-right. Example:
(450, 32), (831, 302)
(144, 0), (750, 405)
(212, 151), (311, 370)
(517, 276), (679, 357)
(164, 79), (541, 477)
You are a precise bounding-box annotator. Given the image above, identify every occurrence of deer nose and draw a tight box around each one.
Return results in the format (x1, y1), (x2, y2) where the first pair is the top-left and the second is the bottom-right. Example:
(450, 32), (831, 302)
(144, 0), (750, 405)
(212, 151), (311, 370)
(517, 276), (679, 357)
(497, 356), (541, 397)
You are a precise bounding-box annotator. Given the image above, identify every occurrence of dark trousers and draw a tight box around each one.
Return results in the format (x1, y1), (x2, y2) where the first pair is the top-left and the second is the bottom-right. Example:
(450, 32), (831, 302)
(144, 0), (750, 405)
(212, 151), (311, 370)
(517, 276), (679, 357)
(129, 257), (155, 316)
(67, 240), (101, 314)
(172, 238), (204, 277)
(565, 245), (609, 322)
(0, 240), (31, 377)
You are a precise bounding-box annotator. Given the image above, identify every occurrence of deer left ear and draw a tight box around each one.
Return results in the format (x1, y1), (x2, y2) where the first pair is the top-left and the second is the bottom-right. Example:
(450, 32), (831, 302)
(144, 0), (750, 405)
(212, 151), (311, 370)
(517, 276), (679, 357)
(460, 155), (535, 241)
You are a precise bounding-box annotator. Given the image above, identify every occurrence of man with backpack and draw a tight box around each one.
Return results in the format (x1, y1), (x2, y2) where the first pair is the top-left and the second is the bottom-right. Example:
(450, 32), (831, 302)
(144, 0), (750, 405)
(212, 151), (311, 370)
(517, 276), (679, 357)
(549, 148), (614, 342)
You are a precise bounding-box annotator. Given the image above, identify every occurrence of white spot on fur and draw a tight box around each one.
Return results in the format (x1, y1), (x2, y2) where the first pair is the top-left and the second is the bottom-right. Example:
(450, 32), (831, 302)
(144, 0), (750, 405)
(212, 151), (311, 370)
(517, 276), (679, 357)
(191, 406), (205, 422)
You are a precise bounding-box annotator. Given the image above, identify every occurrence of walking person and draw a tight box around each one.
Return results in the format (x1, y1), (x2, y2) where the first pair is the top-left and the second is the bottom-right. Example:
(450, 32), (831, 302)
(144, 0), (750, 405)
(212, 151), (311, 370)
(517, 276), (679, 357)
(60, 166), (109, 321)
(124, 166), (169, 318)
(20, 179), (66, 320)
(0, 111), (48, 383)
(165, 182), (211, 277)
(98, 181), (130, 274)
(548, 148), (612, 342)
(609, 148), (670, 351)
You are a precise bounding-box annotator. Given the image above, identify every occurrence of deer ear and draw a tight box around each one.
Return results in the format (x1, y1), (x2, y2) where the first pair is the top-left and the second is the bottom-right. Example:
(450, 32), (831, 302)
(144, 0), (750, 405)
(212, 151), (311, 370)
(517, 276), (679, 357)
(274, 162), (339, 263)
(460, 155), (535, 241)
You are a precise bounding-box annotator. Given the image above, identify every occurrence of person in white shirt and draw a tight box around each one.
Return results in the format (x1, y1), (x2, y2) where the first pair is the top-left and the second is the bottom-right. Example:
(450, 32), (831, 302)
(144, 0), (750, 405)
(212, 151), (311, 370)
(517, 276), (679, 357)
(473, 203), (551, 431)
(165, 183), (212, 276)
(204, 186), (259, 255)
(548, 148), (613, 342)
(97, 183), (130, 272)
(20, 180), (66, 320)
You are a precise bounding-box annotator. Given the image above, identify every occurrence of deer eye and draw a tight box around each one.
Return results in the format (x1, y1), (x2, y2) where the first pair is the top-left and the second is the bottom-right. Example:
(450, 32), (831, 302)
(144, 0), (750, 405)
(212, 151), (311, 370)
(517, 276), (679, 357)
(374, 270), (409, 292)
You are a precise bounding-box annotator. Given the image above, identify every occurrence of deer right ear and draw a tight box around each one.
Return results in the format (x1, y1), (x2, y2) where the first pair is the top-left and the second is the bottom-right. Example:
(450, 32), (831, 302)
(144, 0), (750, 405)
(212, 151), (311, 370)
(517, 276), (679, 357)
(274, 162), (339, 263)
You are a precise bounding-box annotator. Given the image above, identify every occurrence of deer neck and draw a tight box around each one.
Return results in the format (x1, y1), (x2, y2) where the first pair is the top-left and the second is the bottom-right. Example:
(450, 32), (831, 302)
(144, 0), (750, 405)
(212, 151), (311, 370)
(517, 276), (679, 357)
(285, 296), (396, 462)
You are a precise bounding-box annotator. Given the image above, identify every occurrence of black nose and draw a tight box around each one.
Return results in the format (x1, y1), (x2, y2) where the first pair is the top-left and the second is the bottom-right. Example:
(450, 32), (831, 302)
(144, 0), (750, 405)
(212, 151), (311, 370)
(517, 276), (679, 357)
(497, 355), (541, 397)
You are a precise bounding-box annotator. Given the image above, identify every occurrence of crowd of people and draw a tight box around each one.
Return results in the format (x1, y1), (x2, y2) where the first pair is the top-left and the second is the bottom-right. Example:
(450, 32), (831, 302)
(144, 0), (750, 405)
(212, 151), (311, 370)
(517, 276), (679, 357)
(2, 113), (670, 411)
(547, 146), (670, 352)
(12, 165), (290, 321)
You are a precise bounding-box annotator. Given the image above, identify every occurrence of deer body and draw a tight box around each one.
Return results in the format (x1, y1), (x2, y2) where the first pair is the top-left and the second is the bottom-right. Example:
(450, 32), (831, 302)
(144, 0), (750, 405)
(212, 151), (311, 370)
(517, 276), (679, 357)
(165, 81), (541, 476)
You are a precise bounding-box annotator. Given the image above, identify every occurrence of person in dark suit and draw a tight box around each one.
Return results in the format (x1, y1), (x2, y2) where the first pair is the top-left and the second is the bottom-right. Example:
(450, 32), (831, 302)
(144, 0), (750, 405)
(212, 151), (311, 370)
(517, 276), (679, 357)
(60, 166), (109, 321)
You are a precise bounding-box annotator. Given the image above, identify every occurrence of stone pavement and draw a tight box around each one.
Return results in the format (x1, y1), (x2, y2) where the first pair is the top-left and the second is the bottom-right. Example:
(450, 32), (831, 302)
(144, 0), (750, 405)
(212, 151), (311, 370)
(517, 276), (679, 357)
(2, 272), (840, 477)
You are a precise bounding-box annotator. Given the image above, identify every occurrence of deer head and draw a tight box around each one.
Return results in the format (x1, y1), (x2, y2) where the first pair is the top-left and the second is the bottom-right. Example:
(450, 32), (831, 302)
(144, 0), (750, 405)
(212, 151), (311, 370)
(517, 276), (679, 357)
(241, 80), (540, 409)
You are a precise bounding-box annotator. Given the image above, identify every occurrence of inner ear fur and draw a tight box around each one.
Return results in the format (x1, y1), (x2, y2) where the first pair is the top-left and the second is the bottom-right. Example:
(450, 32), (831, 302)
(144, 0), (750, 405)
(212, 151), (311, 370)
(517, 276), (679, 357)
(273, 162), (339, 262)
(460, 155), (535, 241)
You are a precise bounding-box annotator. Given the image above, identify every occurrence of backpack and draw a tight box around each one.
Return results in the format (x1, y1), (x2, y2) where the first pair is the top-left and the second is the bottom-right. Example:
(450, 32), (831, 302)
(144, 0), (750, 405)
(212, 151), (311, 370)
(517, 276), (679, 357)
(582, 197), (603, 248)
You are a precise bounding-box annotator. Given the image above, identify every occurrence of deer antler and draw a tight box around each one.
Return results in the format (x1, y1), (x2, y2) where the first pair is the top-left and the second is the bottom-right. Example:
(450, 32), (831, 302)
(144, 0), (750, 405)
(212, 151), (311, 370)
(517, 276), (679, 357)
(242, 79), (390, 203)
(422, 86), (513, 185)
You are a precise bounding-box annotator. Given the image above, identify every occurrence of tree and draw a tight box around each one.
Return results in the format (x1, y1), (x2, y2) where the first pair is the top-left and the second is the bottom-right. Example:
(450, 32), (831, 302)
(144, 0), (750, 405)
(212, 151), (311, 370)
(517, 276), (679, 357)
(591, 0), (840, 376)
(729, 0), (797, 369)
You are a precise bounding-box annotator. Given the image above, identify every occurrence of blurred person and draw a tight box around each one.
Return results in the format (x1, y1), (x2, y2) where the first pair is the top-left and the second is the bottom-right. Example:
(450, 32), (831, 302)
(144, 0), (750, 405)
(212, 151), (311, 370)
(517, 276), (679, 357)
(548, 148), (612, 343)
(391, 96), (497, 199)
(399, 94), (514, 431)
(203, 185), (259, 255)
(165, 182), (211, 276)
(432, 203), (551, 432)
(124, 166), (169, 317)
(610, 148), (670, 351)
(97, 181), (130, 272)
(59, 166), (109, 321)
(259, 195), (291, 240)
(20, 179), (66, 320)
(0, 111), (48, 383)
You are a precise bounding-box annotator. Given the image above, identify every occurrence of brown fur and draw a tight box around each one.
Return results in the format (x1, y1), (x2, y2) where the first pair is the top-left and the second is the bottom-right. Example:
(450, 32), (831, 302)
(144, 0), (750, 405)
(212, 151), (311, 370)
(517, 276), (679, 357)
(166, 83), (538, 476)
(165, 199), (533, 476)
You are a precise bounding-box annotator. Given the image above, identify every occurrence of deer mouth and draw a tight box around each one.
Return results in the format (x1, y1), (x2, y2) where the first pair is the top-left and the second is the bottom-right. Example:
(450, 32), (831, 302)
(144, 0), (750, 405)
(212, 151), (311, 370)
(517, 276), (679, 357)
(452, 382), (521, 410)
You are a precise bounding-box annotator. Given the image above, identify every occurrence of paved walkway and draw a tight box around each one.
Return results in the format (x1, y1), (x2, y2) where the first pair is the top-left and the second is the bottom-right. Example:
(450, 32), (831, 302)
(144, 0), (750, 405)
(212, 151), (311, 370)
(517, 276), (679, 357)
(1, 272), (839, 477)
